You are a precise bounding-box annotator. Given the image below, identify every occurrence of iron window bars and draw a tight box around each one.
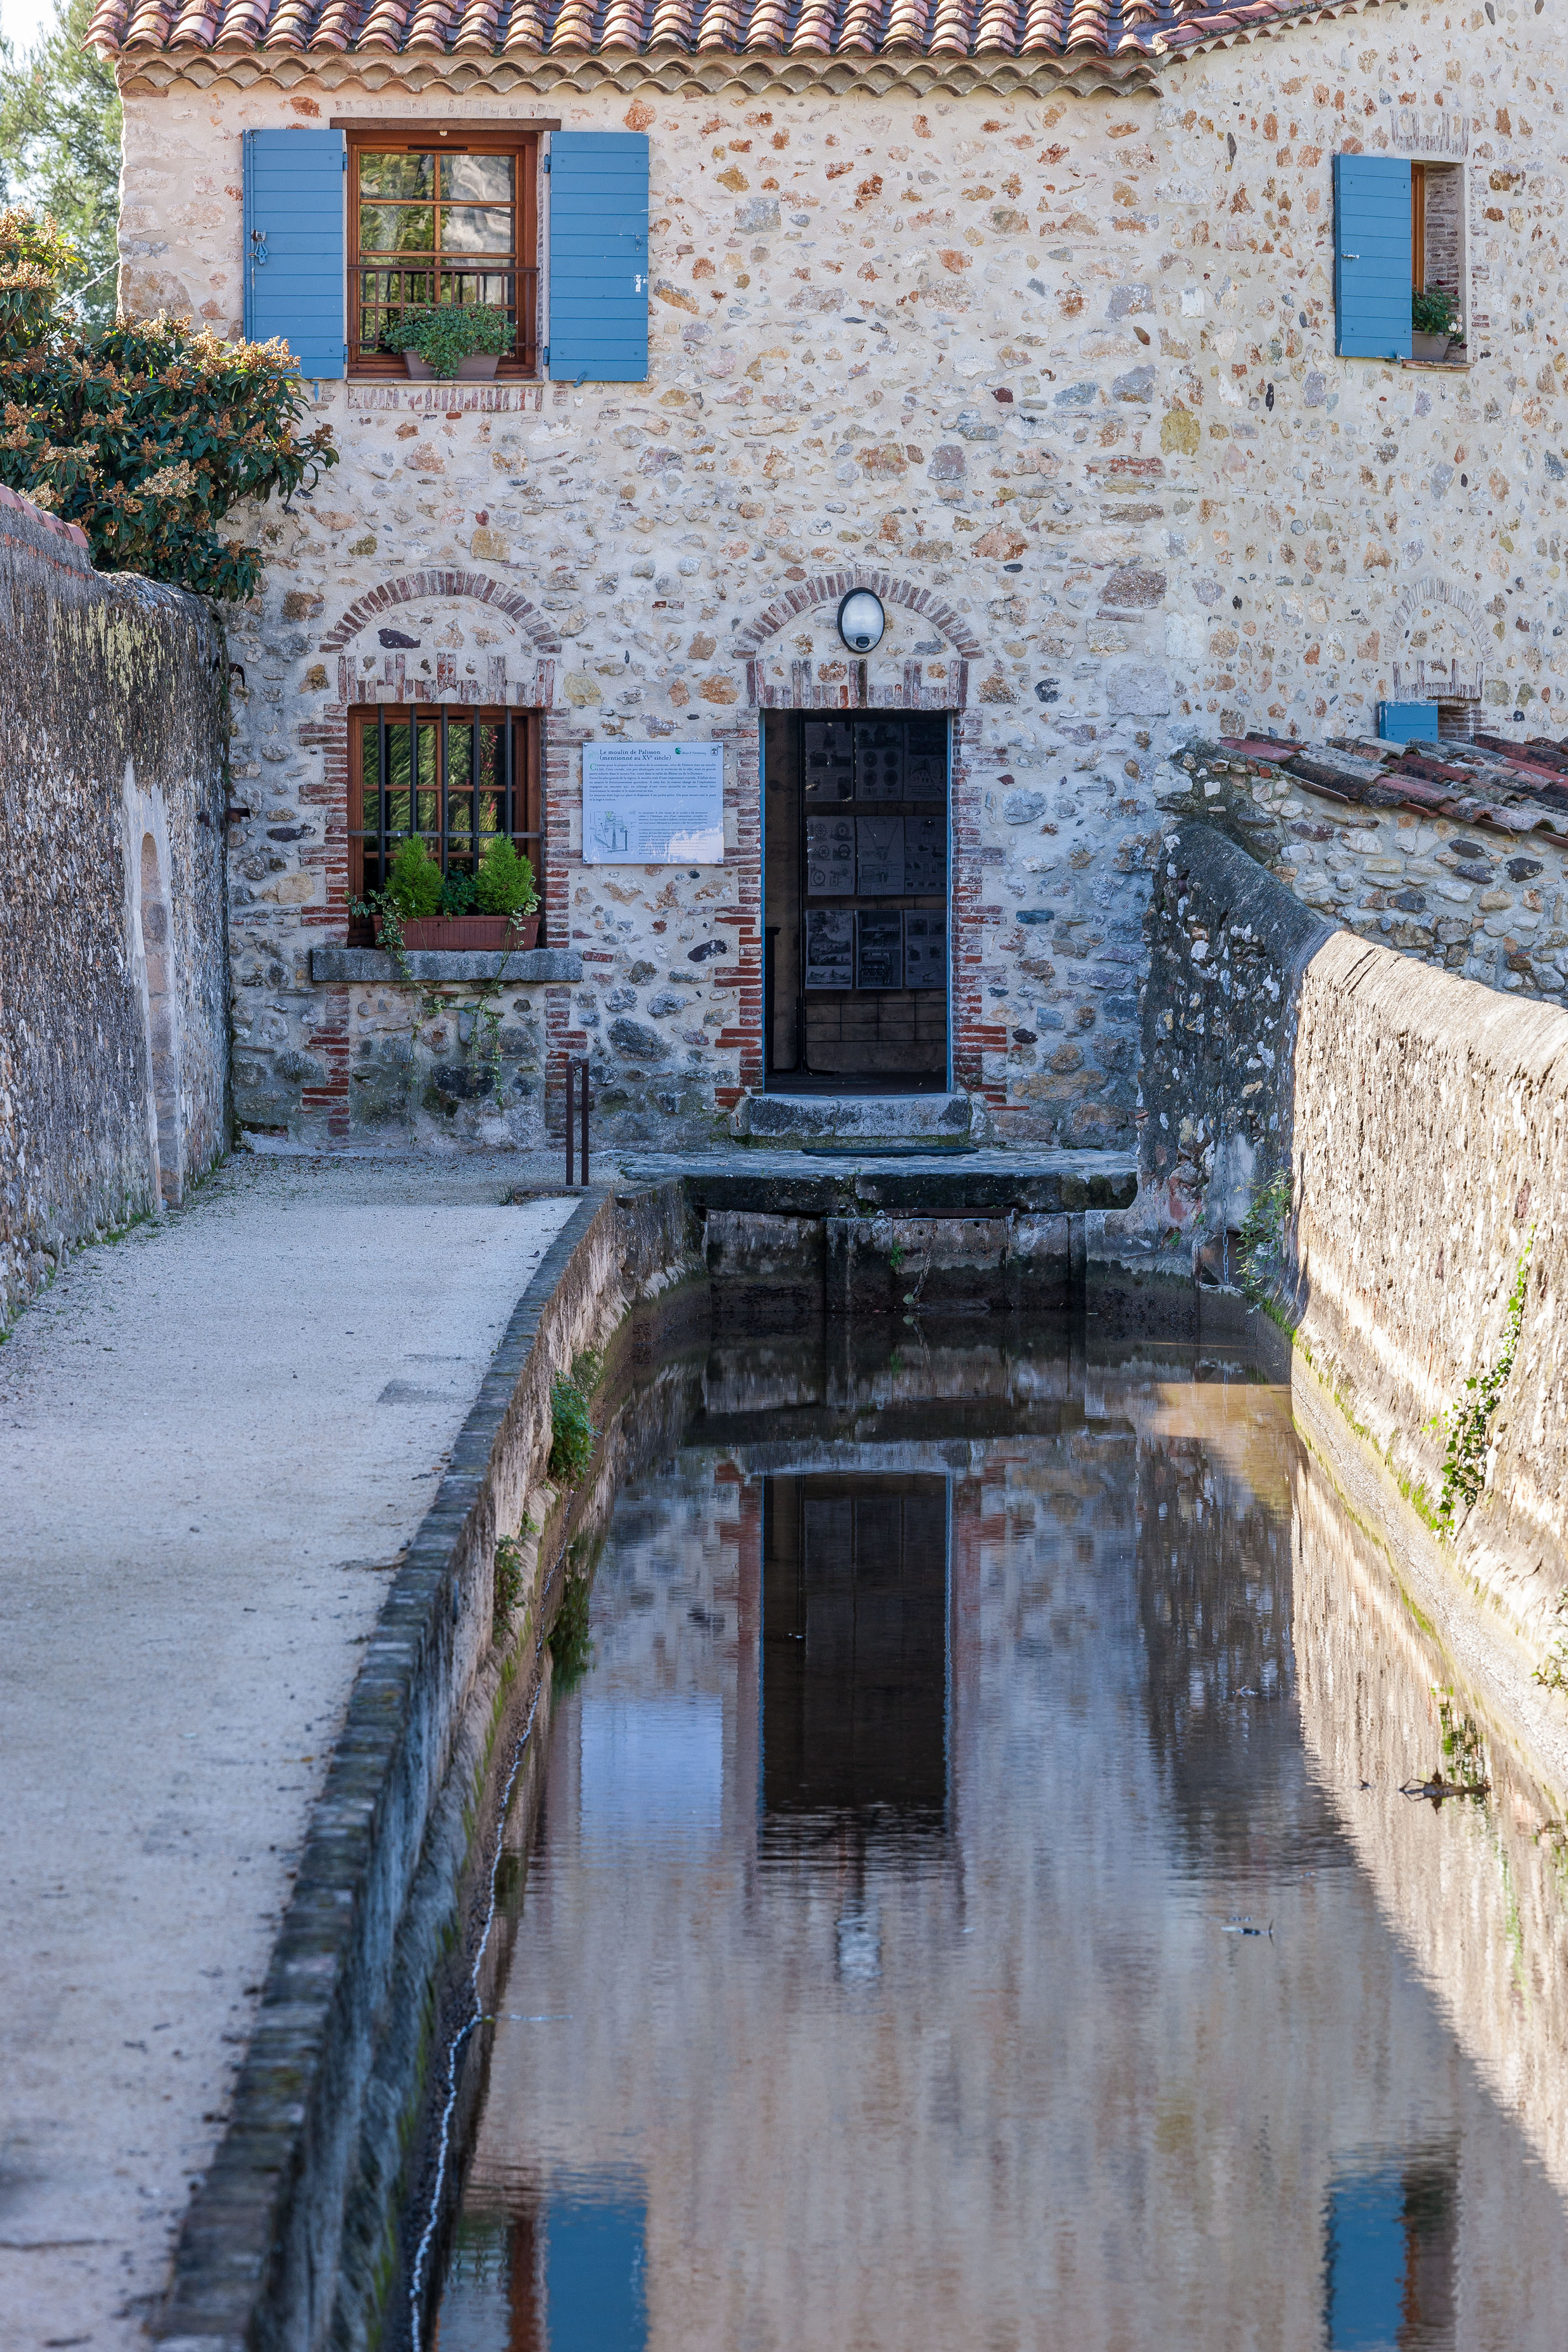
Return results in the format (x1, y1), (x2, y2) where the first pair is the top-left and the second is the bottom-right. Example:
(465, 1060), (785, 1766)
(346, 131), (540, 376)
(349, 706), (543, 918)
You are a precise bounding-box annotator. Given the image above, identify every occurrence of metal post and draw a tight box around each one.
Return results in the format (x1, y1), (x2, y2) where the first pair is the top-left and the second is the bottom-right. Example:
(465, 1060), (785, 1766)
(376, 703), (388, 892)
(439, 707), (450, 880)
(564, 1057), (575, 1190)
(579, 1056), (589, 1185)
(470, 710), (481, 869)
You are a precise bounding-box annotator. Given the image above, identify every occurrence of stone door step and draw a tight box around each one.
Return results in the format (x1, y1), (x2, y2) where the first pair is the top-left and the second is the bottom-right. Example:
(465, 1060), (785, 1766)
(732, 1092), (975, 1146)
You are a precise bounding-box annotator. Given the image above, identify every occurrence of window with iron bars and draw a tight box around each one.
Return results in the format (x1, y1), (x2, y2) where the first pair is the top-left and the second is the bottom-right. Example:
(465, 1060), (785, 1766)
(343, 125), (540, 377)
(350, 707), (545, 929)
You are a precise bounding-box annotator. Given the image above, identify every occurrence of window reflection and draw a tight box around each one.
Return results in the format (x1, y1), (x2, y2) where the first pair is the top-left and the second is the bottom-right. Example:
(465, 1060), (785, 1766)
(1324, 2150), (1458, 2350)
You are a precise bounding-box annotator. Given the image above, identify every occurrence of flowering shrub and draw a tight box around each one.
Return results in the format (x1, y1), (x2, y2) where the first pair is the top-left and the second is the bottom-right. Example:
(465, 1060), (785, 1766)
(0, 205), (336, 600)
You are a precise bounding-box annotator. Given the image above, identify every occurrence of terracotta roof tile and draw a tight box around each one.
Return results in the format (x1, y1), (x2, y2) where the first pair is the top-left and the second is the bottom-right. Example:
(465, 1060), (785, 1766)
(87, 0), (1387, 58)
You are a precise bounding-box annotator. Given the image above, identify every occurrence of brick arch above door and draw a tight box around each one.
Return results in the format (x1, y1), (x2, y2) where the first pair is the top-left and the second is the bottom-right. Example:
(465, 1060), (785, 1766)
(737, 566), (982, 711)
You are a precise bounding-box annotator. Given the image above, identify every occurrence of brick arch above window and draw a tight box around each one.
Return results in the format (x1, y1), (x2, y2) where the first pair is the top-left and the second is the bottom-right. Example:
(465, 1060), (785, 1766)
(319, 569), (562, 658)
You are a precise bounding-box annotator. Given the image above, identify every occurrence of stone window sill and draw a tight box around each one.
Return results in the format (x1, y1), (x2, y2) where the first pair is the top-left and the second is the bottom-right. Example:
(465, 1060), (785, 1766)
(310, 947), (582, 985)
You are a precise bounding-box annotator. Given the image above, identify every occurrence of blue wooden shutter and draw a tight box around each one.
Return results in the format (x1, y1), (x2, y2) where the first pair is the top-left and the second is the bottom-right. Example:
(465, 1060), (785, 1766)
(242, 128), (346, 380)
(1378, 701), (1440, 741)
(1333, 154), (1411, 361)
(547, 132), (648, 382)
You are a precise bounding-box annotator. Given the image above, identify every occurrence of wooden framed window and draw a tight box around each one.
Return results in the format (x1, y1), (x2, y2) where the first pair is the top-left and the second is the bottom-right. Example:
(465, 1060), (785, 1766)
(350, 707), (545, 930)
(343, 124), (540, 377)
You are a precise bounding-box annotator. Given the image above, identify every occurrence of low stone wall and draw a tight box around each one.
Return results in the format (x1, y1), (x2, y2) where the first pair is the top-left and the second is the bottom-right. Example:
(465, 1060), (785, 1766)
(0, 491), (228, 1320)
(1140, 818), (1568, 1649)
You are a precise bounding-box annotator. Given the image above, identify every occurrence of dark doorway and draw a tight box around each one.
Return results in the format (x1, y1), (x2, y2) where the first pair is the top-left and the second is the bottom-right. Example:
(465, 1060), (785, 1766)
(764, 712), (950, 1092)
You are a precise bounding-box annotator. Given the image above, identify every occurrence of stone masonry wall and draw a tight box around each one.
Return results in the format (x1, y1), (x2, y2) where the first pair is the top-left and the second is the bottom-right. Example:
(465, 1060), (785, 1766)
(1155, 739), (1568, 1010)
(1142, 815), (1568, 1654)
(0, 492), (230, 1324)
(113, 0), (1567, 1150)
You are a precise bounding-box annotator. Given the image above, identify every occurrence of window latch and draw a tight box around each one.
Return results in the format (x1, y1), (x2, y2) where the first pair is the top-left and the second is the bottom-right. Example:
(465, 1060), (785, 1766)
(1340, 251), (1359, 260)
(251, 227), (268, 267)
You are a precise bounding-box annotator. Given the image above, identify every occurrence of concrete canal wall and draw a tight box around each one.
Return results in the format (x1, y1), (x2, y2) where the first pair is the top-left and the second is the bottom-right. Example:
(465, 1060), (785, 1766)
(0, 491), (230, 1324)
(1140, 818), (1568, 1657)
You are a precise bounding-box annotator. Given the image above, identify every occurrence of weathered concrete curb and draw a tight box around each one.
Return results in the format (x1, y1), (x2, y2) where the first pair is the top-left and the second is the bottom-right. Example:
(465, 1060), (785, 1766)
(154, 1178), (701, 2352)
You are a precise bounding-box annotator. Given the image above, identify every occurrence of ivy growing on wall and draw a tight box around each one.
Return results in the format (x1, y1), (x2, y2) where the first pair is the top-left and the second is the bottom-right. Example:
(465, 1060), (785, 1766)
(1435, 1230), (1535, 1526)
(0, 205), (336, 600)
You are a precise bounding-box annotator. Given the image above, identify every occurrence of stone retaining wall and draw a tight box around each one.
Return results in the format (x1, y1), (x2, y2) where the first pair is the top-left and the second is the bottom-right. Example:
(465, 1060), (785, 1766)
(0, 493), (229, 1323)
(152, 1177), (704, 2351)
(1156, 739), (1568, 1011)
(1140, 817), (1568, 1652)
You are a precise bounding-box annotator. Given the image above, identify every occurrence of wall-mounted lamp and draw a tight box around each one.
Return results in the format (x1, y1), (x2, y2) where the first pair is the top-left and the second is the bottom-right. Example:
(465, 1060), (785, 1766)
(837, 589), (885, 654)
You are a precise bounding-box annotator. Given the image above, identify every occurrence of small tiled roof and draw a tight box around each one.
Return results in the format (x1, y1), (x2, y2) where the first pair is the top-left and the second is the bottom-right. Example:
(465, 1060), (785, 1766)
(85, 0), (1379, 63)
(1220, 731), (1568, 843)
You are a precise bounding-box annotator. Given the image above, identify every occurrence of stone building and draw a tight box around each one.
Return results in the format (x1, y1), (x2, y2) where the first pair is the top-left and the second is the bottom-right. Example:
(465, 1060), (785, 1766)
(86, 0), (1568, 1153)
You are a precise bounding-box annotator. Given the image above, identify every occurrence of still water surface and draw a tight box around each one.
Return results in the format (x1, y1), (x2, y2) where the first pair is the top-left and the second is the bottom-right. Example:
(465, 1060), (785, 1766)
(431, 1333), (1568, 2351)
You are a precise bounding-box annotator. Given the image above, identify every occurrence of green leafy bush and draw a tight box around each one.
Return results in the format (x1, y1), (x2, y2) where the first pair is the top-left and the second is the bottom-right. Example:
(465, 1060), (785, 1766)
(395, 301), (513, 376)
(439, 868), (477, 917)
(548, 1372), (596, 1487)
(1413, 286), (1460, 338)
(474, 835), (538, 920)
(384, 836), (443, 920)
(0, 205), (336, 599)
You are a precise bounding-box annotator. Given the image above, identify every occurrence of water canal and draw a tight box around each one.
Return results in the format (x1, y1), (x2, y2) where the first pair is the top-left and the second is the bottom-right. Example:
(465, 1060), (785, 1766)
(413, 1322), (1568, 2352)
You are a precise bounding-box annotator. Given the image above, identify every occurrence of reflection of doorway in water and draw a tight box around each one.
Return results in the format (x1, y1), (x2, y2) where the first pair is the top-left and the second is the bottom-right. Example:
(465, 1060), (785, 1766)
(760, 1472), (950, 1843)
(1324, 2147), (1458, 2351)
(763, 712), (951, 1094)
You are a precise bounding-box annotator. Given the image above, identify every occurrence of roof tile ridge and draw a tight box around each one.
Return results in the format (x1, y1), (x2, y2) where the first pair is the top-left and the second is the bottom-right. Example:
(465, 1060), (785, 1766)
(881, 0), (927, 44)
(973, 0), (1019, 50)
(450, 0), (501, 43)
(598, 0), (647, 42)
(926, 0), (973, 54)
(356, 0), (413, 48)
(501, 0), (548, 48)
(836, 0), (884, 51)
(743, 0), (791, 46)
(311, 0), (362, 43)
(788, 0), (841, 54)
(1016, 0), (1064, 50)
(646, 0), (693, 44)
(694, 0), (741, 48)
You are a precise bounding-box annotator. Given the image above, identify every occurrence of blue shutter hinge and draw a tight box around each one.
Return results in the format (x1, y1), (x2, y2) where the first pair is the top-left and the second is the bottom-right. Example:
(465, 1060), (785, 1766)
(342, 150), (348, 171)
(543, 153), (551, 174)
(543, 345), (550, 365)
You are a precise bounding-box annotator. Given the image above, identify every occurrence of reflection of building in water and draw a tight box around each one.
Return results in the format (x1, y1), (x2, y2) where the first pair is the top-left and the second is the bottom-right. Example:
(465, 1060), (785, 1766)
(439, 1358), (1568, 2352)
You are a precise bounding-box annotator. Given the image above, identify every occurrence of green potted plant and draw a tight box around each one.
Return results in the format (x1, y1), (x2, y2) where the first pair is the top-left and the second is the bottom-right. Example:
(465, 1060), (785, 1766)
(394, 302), (513, 382)
(374, 833), (539, 951)
(1412, 286), (1461, 363)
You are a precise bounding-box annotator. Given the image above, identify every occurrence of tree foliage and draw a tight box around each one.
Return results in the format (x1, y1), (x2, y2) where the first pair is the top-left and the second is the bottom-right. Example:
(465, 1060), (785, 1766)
(0, 205), (336, 600)
(0, 0), (122, 331)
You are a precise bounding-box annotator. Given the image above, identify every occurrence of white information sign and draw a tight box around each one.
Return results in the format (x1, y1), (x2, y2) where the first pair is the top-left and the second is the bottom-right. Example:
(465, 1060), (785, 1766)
(582, 742), (725, 866)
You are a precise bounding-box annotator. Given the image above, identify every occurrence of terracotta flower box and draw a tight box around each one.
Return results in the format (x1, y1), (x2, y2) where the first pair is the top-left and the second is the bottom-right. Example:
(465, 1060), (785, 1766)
(402, 352), (501, 382)
(377, 913), (540, 951)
